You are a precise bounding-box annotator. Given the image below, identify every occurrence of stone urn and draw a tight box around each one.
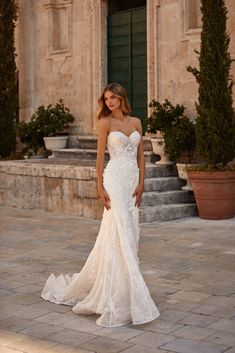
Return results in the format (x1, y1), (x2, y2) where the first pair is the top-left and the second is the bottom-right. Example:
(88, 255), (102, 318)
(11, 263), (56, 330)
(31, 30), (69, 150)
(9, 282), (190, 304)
(176, 163), (193, 191)
(150, 138), (174, 165)
(43, 136), (68, 158)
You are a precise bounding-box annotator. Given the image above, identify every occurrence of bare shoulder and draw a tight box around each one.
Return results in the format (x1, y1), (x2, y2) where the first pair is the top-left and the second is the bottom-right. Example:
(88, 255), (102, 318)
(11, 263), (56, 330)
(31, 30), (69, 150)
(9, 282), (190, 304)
(98, 116), (110, 126)
(129, 116), (141, 124)
(98, 117), (110, 131)
(129, 116), (142, 131)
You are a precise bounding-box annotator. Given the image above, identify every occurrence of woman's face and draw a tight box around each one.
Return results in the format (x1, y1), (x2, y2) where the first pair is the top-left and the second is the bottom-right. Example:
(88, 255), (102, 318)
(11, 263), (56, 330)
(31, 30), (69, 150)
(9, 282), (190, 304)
(104, 90), (121, 111)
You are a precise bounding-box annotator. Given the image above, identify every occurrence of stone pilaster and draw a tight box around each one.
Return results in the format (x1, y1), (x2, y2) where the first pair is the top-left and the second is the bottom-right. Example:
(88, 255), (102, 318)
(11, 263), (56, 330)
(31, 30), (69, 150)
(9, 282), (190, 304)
(17, 0), (39, 122)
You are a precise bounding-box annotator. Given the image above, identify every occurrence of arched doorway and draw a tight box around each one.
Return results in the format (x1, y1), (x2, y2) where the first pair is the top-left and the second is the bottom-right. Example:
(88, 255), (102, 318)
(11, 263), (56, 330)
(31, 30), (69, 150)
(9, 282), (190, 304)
(108, 0), (147, 130)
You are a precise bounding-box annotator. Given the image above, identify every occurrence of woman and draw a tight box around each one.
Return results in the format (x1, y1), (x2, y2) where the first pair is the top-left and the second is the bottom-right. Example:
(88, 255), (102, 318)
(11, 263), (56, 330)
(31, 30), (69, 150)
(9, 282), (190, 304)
(41, 82), (160, 327)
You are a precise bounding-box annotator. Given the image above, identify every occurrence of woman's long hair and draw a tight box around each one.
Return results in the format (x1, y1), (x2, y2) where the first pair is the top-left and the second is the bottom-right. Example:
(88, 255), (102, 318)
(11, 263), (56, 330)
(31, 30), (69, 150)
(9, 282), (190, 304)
(97, 82), (131, 120)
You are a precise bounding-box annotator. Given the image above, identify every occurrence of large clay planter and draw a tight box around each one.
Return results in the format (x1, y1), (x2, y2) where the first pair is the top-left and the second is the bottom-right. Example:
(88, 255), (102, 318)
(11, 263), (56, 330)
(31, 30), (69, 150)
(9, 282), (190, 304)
(188, 170), (235, 220)
(150, 138), (174, 165)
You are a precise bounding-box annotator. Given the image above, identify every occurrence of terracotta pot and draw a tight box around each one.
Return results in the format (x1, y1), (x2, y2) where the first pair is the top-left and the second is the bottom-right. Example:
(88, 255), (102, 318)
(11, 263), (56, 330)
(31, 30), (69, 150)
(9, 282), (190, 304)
(188, 170), (235, 220)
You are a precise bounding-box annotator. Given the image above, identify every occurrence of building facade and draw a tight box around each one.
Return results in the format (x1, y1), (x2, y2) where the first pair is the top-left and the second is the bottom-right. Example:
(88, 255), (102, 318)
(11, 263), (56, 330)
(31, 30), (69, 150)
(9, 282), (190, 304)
(16, 0), (235, 139)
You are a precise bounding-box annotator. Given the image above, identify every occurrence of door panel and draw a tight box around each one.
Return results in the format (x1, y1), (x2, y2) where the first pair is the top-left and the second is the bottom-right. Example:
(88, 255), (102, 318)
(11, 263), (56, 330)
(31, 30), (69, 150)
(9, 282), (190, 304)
(108, 7), (147, 129)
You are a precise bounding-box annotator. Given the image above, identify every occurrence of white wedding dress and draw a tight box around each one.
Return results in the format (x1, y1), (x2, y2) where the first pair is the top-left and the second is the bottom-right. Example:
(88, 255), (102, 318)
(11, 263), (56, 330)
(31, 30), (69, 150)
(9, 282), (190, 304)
(41, 130), (160, 327)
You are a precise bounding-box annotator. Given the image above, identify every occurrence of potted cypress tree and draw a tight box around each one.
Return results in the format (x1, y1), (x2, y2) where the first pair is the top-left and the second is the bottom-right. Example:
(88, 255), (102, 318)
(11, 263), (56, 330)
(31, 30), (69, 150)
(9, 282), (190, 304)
(187, 0), (235, 219)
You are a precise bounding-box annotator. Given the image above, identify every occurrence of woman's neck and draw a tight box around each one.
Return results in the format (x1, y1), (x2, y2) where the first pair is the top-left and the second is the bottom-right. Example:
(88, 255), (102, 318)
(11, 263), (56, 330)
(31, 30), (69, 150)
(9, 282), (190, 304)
(110, 109), (125, 121)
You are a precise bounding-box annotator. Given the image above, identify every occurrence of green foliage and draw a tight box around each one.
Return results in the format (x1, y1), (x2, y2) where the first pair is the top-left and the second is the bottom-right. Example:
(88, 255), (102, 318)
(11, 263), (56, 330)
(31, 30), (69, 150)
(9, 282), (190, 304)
(187, 163), (235, 172)
(187, 0), (235, 167)
(148, 99), (185, 133)
(32, 99), (75, 137)
(17, 120), (44, 155)
(17, 99), (75, 154)
(147, 99), (196, 163)
(164, 116), (196, 163)
(0, 0), (18, 157)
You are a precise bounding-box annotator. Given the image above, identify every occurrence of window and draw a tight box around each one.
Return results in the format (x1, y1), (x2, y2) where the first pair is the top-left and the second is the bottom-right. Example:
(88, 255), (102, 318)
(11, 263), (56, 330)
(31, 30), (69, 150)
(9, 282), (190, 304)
(185, 0), (202, 35)
(44, 0), (72, 57)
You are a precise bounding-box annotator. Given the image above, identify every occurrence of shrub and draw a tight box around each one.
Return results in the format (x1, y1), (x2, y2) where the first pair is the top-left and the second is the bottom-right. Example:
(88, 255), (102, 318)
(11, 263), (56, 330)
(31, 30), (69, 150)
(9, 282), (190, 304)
(17, 99), (75, 154)
(147, 99), (196, 163)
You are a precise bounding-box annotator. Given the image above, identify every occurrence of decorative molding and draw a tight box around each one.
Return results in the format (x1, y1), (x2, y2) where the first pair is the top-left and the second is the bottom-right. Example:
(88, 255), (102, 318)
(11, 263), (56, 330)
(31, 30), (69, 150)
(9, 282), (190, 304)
(182, 0), (202, 40)
(43, 0), (72, 8)
(43, 0), (73, 57)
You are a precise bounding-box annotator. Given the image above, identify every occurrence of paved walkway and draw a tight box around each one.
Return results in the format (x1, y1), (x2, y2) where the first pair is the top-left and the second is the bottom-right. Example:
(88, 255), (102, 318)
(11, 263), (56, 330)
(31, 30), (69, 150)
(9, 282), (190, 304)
(0, 205), (235, 353)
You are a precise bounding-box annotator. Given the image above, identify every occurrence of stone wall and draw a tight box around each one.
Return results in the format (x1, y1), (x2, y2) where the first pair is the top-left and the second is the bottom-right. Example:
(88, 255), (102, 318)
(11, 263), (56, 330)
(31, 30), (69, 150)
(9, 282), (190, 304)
(148, 0), (235, 118)
(16, 0), (107, 135)
(0, 161), (103, 218)
(15, 0), (235, 135)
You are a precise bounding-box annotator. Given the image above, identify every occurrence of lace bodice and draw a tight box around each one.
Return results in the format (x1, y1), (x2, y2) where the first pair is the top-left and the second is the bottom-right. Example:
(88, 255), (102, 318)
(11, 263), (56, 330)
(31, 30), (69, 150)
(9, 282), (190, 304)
(107, 130), (141, 162)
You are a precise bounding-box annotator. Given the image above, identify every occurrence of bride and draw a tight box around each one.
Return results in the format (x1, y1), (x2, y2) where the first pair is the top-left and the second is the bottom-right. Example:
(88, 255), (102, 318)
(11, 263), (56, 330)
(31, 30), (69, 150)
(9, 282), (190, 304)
(41, 82), (160, 327)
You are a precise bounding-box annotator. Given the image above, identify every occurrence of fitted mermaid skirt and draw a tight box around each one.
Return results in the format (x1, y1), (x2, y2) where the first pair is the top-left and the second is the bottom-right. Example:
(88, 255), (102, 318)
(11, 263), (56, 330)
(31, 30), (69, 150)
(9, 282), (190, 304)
(41, 130), (160, 327)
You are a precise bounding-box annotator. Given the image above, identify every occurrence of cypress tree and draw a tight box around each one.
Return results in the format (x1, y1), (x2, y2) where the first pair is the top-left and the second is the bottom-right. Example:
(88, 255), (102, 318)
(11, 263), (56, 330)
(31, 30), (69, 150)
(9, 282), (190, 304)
(0, 0), (18, 157)
(188, 0), (235, 167)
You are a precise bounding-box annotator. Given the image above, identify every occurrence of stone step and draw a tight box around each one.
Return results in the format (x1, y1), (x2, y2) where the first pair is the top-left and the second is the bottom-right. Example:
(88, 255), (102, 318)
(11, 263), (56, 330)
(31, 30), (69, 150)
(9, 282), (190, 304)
(142, 190), (195, 206)
(53, 149), (158, 163)
(37, 159), (178, 178)
(75, 135), (153, 151)
(76, 135), (97, 149)
(139, 203), (198, 223)
(53, 148), (110, 161)
(145, 164), (178, 178)
(144, 177), (184, 192)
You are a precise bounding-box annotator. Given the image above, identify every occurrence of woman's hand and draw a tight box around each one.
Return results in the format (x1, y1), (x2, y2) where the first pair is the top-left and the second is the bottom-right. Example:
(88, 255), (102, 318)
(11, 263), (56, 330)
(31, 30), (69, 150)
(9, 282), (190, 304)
(98, 186), (111, 210)
(132, 184), (144, 208)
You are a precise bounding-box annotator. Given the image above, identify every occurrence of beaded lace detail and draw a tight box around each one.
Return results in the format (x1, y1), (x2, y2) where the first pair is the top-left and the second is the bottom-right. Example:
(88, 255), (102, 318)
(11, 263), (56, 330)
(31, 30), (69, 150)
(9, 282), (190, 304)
(41, 130), (160, 327)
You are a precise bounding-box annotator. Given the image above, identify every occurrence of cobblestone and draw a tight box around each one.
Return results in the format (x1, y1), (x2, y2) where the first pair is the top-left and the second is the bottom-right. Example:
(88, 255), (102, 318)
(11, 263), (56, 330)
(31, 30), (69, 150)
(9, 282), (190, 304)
(0, 206), (234, 353)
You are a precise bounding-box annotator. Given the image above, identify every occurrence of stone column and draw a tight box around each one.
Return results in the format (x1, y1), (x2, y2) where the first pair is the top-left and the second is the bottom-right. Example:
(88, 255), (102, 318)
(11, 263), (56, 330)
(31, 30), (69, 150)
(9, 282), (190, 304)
(147, 0), (160, 107)
(17, 0), (39, 122)
(80, 0), (108, 135)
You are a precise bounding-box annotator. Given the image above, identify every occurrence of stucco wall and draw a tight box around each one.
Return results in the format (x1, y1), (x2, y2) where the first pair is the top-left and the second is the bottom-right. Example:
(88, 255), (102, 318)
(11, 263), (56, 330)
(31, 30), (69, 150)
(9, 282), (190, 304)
(15, 0), (235, 134)
(155, 0), (235, 118)
(16, 0), (107, 135)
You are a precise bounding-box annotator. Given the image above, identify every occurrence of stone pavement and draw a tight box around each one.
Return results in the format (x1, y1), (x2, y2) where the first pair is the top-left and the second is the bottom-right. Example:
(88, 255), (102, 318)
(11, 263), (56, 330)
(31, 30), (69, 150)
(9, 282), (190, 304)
(0, 205), (235, 353)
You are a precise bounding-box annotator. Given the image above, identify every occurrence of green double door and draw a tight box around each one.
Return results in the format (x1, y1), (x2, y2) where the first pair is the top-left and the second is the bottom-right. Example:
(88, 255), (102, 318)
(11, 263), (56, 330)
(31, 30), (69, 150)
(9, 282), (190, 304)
(108, 7), (147, 129)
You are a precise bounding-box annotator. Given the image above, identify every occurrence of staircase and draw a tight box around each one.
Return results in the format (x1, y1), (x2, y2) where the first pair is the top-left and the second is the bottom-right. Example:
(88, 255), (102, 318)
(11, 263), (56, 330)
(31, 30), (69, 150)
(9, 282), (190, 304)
(53, 135), (198, 222)
(140, 164), (197, 222)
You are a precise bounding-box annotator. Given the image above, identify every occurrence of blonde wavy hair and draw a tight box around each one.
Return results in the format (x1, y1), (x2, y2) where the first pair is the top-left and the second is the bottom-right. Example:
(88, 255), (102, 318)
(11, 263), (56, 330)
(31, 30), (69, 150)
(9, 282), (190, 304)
(97, 82), (131, 120)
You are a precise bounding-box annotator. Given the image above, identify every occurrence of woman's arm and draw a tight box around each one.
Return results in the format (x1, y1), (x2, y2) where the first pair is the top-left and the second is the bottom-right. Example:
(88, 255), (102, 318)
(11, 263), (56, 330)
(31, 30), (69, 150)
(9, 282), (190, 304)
(136, 119), (145, 188)
(133, 118), (145, 207)
(96, 118), (111, 210)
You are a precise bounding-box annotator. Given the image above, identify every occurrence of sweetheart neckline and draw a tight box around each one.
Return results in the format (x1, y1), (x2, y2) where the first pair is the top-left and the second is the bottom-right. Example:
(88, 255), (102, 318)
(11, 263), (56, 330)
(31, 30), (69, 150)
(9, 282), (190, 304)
(108, 130), (141, 139)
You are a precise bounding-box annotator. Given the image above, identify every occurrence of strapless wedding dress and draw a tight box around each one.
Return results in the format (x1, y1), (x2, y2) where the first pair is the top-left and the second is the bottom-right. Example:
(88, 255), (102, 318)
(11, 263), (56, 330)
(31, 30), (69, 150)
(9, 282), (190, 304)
(41, 130), (160, 327)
